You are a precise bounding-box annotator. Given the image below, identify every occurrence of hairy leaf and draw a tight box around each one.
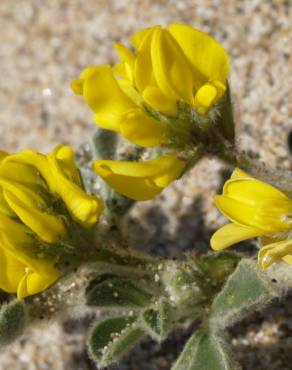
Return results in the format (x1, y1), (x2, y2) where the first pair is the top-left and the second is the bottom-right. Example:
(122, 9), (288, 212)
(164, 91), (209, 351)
(88, 315), (144, 368)
(0, 300), (26, 346)
(86, 274), (152, 308)
(210, 259), (274, 329)
(141, 298), (173, 340)
(172, 329), (241, 370)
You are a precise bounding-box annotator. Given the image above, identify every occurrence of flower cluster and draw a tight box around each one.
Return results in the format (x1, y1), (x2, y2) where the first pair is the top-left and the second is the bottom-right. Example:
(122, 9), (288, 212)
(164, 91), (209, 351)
(72, 23), (230, 201)
(0, 146), (103, 299)
(211, 169), (292, 269)
(2, 21), (288, 306)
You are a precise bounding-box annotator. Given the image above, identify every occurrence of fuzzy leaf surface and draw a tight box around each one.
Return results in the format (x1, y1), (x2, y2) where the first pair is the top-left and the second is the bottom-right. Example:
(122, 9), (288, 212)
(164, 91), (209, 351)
(210, 259), (274, 328)
(172, 329), (241, 370)
(86, 273), (152, 308)
(88, 315), (144, 368)
(0, 300), (26, 346)
(141, 298), (173, 340)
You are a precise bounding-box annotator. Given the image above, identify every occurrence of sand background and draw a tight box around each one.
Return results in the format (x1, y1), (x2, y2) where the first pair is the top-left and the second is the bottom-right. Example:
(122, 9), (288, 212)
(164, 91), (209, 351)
(0, 1), (291, 369)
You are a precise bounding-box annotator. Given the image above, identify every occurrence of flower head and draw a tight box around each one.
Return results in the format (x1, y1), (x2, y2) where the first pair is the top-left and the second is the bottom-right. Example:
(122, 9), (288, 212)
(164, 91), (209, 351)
(211, 168), (292, 269)
(71, 23), (230, 149)
(0, 145), (104, 298)
(71, 24), (230, 201)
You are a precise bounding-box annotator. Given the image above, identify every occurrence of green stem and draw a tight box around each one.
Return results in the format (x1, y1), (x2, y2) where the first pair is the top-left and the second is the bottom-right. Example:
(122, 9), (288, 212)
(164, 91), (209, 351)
(178, 148), (203, 178)
(87, 246), (164, 277)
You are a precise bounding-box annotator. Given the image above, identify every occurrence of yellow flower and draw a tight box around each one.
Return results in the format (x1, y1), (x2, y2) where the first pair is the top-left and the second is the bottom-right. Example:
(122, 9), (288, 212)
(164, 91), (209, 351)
(93, 153), (186, 201)
(0, 145), (104, 298)
(0, 212), (59, 299)
(47, 146), (104, 226)
(0, 226), (59, 300)
(71, 23), (229, 147)
(7, 145), (104, 229)
(0, 152), (66, 243)
(210, 168), (292, 269)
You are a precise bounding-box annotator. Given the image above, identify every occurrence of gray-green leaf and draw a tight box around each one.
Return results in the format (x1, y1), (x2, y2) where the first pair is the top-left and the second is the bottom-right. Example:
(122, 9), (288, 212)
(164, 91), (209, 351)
(86, 274), (152, 308)
(0, 300), (26, 346)
(88, 316), (144, 368)
(172, 329), (241, 370)
(141, 298), (173, 340)
(210, 259), (274, 329)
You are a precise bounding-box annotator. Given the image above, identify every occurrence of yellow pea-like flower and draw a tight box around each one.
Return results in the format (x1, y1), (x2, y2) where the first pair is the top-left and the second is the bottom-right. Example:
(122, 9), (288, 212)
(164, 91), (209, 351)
(5, 146), (104, 230)
(47, 146), (104, 227)
(71, 23), (229, 148)
(0, 212), (59, 299)
(93, 153), (186, 201)
(0, 145), (104, 298)
(0, 228), (59, 300)
(71, 65), (165, 147)
(210, 168), (292, 269)
(0, 153), (66, 243)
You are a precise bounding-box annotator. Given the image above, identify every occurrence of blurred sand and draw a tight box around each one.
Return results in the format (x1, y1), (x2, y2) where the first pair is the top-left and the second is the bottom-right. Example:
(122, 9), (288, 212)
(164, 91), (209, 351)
(0, 1), (291, 369)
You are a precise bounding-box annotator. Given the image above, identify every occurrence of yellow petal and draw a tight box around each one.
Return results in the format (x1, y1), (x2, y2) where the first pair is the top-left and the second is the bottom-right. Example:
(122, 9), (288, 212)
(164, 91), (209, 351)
(93, 154), (186, 201)
(0, 159), (41, 186)
(219, 175), (292, 231)
(131, 26), (154, 49)
(0, 245), (26, 293)
(48, 148), (104, 226)
(120, 108), (166, 147)
(167, 23), (230, 84)
(53, 146), (81, 185)
(135, 27), (157, 93)
(255, 198), (292, 230)
(142, 86), (177, 116)
(258, 239), (292, 269)
(210, 223), (264, 250)
(0, 229), (60, 299)
(211, 80), (227, 100)
(151, 28), (194, 104)
(230, 168), (250, 180)
(113, 61), (128, 80)
(83, 65), (135, 131)
(3, 189), (66, 243)
(70, 79), (84, 95)
(118, 79), (142, 105)
(223, 177), (288, 203)
(114, 42), (135, 82)
(0, 178), (45, 207)
(194, 82), (219, 114)
(17, 263), (59, 300)
(95, 154), (184, 178)
(7, 150), (55, 192)
(114, 42), (135, 67)
(151, 156), (186, 187)
(215, 195), (259, 228)
(70, 66), (96, 95)
(216, 194), (292, 233)
(0, 213), (31, 247)
(0, 191), (15, 217)
(194, 82), (225, 114)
